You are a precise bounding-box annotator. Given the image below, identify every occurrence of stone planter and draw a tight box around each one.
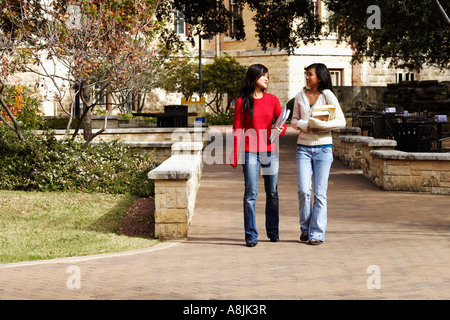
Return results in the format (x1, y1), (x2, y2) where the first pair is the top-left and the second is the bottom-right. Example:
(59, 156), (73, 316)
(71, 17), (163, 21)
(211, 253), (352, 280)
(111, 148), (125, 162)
(118, 119), (154, 128)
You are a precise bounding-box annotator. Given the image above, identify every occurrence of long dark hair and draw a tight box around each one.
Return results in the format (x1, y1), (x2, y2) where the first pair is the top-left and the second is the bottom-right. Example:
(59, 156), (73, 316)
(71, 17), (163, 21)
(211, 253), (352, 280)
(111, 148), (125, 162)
(306, 63), (334, 94)
(241, 64), (269, 120)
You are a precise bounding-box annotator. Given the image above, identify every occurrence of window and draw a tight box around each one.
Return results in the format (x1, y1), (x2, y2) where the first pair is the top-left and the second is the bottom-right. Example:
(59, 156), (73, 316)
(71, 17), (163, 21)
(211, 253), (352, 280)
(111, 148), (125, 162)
(395, 72), (415, 83)
(329, 69), (343, 87)
(95, 85), (106, 108)
(229, 0), (243, 39)
(174, 9), (186, 36)
(319, 1), (339, 35)
(312, 0), (319, 17)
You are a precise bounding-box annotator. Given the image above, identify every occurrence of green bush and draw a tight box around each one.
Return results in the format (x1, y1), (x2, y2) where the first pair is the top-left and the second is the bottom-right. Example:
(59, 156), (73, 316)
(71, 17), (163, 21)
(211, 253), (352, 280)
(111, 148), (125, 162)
(0, 127), (156, 196)
(42, 117), (82, 130)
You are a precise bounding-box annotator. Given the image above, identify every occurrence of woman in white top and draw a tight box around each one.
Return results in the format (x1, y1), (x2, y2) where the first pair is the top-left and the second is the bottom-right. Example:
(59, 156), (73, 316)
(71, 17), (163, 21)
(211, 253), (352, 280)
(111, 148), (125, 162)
(290, 63), (346, 245)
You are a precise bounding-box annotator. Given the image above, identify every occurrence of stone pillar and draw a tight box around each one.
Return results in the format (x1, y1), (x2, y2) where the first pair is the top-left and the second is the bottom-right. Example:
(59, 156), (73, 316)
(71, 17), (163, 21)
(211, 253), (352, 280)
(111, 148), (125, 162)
(148, 142), (203, 239)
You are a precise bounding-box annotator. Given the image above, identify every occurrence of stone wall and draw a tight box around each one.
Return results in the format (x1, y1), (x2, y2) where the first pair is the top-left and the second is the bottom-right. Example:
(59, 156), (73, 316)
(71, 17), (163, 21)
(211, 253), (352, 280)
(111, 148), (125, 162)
(335, 135), (397, 170)
(332, 127), (450, 195)
(334, 81), (450, 115)
(334, 86), (387, 113)
(38, 126), (208, 164)
(383, 80), (450, 113)
(370, 151), (450, 194)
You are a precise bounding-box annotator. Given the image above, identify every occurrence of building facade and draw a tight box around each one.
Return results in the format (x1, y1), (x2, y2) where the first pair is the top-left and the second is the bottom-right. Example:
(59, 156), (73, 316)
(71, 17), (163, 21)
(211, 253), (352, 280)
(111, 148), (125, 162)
(195, 0), (450, 109)
(7, 0), (450, 116)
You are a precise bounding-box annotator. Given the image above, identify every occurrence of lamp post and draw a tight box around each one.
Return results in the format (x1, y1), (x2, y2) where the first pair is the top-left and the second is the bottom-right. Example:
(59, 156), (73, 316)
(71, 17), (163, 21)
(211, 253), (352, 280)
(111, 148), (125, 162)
(199, 34), (214, 97)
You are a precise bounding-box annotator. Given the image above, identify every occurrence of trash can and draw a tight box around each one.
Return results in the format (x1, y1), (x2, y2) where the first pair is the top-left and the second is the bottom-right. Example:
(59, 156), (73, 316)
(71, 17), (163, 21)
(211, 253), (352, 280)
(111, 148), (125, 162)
(181, 97), (206, 124)
(160, 105), (188, 127)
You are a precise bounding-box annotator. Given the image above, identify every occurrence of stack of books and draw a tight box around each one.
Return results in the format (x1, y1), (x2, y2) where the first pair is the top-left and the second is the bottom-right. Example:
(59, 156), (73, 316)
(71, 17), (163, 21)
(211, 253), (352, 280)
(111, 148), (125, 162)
(269, 105), (290, 142)
(311, 105), (336, 121)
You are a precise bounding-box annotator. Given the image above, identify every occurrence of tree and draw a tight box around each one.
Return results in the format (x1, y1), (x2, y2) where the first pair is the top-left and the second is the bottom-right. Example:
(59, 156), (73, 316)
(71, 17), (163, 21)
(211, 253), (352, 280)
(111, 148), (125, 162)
(157, 53), (247, 115)
(202, 54), (247, 114)
(244, 0), (323, 52)
(174, 0), (323, 51)
(1, 0), (180, 144)
(174, 0), (448, 70)
(174, 0), (231, 37)
(157, 49), (199, 100)
(434, 0), (450, 25)
(323, 0), (450, 70)
(1, 0), (322, 143)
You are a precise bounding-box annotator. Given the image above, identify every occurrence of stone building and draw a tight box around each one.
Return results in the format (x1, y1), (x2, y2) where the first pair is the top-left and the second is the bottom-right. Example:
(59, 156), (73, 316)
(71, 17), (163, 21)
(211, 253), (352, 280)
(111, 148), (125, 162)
(194, 0), (450, 112)
(7, 0), (450, 115)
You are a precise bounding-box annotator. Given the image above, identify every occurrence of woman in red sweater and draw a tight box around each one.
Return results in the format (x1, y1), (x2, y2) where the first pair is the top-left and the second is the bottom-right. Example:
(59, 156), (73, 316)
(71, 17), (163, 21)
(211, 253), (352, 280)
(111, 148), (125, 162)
(230, 64), (287, 247)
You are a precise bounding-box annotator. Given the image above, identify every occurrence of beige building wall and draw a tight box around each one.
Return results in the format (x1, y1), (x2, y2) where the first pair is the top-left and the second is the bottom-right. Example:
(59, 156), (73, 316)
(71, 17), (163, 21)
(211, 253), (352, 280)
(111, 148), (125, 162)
(353, 61), (450, 86)
(231, 50), (290, 104)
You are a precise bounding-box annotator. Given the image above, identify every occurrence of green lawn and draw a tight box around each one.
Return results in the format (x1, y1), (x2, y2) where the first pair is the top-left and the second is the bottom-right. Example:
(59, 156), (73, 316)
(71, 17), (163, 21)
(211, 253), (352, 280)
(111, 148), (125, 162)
(0, 191), (159, 263)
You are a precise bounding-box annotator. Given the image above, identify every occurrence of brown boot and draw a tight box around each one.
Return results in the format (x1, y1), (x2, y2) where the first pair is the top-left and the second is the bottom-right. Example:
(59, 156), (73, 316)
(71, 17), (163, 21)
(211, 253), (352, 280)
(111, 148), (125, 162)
(300, 232), (309, 242)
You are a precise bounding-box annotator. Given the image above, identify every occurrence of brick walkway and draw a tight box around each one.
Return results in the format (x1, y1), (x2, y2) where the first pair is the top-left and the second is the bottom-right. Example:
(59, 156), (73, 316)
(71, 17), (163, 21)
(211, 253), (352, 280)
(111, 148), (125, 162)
(0, 127), (449, 301)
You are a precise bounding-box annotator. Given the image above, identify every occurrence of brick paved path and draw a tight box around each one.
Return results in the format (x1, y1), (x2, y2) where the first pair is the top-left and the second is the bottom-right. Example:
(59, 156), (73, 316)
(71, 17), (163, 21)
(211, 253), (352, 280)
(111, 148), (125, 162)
(0, 127), (449, 300)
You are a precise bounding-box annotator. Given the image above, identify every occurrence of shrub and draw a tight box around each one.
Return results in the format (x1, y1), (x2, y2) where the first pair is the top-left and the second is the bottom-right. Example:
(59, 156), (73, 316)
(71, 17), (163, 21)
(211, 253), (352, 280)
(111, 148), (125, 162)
(206, 108), (235, 125)
(1, 84), (43, 130)
(0, 127), (156, 196)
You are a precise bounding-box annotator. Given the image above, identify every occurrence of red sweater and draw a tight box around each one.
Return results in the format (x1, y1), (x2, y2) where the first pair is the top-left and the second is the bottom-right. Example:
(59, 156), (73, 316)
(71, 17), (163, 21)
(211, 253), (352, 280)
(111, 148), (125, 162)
(231, 93), (287, 167)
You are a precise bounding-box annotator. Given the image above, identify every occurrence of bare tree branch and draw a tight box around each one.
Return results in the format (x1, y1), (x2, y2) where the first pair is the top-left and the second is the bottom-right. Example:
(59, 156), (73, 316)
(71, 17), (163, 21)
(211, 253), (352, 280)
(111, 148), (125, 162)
(433, 0), (450, 25)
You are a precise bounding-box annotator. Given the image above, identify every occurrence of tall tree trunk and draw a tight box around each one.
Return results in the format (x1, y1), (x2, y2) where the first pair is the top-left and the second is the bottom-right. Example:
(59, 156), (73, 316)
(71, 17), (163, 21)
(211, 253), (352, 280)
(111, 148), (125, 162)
(80, 81), (92, 142)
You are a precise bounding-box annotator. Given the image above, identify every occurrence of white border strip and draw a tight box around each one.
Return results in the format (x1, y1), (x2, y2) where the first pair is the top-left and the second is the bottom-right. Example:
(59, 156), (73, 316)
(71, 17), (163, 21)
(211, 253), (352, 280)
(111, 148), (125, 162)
(0, 241), (181, 269)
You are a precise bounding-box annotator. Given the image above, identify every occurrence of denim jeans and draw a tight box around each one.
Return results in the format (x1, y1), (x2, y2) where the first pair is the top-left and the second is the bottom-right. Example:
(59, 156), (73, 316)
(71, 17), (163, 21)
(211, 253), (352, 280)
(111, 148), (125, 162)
(242, 151), (279, 243)
(296, 145), (333, 242)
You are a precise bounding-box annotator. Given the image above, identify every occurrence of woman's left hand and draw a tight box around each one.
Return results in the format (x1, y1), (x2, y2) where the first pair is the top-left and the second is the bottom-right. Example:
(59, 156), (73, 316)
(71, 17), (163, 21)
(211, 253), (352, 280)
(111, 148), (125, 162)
(307, 117), (327, 132)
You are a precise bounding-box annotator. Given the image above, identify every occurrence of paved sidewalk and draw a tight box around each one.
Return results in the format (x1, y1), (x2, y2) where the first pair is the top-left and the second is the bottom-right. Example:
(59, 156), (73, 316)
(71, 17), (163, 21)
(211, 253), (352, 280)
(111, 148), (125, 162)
(0, 127), (449, 300)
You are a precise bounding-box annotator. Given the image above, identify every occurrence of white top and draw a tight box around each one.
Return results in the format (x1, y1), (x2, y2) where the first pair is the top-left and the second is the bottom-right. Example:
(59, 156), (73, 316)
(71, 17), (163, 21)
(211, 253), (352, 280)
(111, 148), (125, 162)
(291, 89), (346, 146)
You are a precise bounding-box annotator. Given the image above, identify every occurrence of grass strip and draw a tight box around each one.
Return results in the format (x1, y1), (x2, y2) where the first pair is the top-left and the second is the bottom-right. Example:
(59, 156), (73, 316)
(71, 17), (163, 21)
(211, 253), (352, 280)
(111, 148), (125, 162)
(0, 191), (159, 263)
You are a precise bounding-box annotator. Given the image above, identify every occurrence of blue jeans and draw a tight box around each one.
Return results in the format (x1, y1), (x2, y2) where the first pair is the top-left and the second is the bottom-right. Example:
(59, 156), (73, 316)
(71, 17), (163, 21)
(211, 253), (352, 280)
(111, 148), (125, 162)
(296, 145), (333, 242)
(242, 151), (279, 243)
